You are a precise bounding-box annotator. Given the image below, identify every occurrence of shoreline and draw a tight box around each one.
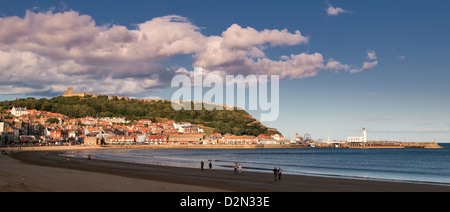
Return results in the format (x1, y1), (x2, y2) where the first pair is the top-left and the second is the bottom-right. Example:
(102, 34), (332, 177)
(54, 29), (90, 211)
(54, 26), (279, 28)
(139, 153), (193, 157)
(0, 144), (306, 153)
(6, 148), (450, 192)
(59, 148), (450, 187)
(0, 140), (441, 152)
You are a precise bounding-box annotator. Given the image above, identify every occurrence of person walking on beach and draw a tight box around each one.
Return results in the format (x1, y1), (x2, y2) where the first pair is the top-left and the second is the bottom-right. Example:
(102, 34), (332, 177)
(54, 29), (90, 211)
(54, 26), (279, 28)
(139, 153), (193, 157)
(201, 161), (204, 171)
(273, 167), (278, 181)
(238, 163), (242, 175)
(234, 162), (238, 174)
(209, 162), (212, 172)
(278, 168), (282, 180)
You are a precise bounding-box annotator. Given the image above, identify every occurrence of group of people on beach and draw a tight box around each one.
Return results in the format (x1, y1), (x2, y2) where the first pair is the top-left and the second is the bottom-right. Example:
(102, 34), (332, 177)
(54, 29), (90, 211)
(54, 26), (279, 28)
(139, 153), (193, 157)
(201, 160), (282, 181)
(200, 161), (212, 172)
(273, 167), (282, 181)
(1, 150), (11, 155)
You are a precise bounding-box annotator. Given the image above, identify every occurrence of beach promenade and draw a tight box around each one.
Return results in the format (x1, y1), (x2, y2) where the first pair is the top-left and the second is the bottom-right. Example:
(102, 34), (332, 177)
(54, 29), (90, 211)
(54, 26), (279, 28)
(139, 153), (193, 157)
(1, 146), (450, 192)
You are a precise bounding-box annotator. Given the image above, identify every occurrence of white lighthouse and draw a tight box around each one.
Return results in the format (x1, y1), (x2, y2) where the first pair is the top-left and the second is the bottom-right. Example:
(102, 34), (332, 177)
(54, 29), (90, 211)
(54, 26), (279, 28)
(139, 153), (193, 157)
(347, 127), (367, 143)
(362, 127), (367, 143)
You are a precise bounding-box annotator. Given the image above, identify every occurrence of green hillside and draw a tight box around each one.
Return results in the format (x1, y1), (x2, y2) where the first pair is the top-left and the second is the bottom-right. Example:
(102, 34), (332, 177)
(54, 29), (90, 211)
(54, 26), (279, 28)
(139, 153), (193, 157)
(0, 96), (279, 136)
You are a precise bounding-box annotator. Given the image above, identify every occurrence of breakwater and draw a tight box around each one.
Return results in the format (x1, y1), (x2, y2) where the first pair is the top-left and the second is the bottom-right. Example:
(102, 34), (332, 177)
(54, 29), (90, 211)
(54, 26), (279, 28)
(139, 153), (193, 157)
(316, 141), (442, 149)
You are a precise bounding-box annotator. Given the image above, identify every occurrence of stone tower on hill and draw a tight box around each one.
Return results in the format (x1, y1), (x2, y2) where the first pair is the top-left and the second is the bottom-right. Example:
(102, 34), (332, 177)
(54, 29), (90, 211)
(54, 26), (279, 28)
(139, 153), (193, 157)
(62, 87), (97, 97)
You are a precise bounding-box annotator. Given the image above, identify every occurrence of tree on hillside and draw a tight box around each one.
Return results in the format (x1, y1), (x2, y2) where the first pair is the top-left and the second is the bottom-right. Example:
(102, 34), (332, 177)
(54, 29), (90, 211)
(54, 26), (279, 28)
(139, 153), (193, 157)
(46, 118), (59, 124)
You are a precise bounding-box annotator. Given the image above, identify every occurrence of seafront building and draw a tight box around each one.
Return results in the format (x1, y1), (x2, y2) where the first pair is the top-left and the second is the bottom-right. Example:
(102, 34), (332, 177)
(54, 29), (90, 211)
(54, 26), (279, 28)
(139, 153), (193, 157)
(168, 134), (204, 144)
(222, 135), (258, 145)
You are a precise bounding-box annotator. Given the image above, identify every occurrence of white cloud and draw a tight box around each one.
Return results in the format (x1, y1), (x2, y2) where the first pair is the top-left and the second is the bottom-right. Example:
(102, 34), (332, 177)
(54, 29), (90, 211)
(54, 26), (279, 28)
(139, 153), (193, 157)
(398, 55), (407, 60)
(346, 50), (378, 74)
(279, 55), (290, 60)
(362, 61), (378, 70)
(367, 50), (377, 60)
(222, 24), (308, 49)
(349, 61), (378, 74)
(192, 23), (317, 78)
(326, 59), (350, 73)
(326, 4), (351, 16)
(327, 49), (379, 74)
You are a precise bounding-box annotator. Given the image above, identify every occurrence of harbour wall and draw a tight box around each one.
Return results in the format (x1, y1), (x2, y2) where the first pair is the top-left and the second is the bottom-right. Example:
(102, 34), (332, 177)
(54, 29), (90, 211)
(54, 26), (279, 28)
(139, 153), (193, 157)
(316, 142), (442, 149)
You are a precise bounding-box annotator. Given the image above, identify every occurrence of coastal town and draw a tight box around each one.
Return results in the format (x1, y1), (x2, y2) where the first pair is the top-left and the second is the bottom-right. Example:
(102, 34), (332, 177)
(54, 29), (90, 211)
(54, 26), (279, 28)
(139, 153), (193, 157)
(0, 106), (291, 147)
(0, 88), (441, 149)
(0, 105), (441, 149)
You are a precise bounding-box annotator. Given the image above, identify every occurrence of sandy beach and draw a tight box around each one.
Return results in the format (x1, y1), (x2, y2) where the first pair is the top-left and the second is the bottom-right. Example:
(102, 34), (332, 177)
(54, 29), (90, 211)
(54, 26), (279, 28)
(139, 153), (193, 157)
(1, 146), (450, 192)
(0, 153), (228, 192)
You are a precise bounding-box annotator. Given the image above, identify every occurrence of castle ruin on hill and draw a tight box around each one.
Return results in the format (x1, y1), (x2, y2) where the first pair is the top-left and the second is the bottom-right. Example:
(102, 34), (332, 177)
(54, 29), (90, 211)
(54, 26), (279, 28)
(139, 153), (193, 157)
(62, 87), (98, 98)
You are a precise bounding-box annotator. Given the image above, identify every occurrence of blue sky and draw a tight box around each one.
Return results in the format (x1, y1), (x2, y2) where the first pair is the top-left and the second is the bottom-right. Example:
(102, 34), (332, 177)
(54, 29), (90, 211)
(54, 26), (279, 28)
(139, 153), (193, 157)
(1, 0), (449, 142)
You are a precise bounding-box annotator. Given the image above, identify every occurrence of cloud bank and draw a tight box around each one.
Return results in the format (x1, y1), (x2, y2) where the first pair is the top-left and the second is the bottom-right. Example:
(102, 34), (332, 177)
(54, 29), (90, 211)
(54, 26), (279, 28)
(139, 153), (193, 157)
(0, 10), (370, 97)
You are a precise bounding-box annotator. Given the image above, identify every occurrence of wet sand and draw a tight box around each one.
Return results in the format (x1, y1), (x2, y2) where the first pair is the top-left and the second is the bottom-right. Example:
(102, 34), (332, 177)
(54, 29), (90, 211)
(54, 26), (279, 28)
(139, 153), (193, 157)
(1, 151), (227, 192)
(4, 150), (450, 192)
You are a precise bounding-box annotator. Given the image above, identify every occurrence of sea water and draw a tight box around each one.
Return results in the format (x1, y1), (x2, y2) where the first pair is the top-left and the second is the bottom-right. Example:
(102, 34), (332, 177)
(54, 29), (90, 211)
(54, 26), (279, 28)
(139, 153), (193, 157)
(63, 143), (450, 185)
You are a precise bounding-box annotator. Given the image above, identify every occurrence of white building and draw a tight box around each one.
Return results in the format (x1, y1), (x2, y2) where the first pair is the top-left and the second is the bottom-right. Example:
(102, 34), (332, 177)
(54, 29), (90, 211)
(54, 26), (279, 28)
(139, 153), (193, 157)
(347, 127), (367, 143)
(99, 117), (128, 124)
(0, 122), (5, 134)
(173, 122), (191, 130)
(10, 107), (29, 117)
